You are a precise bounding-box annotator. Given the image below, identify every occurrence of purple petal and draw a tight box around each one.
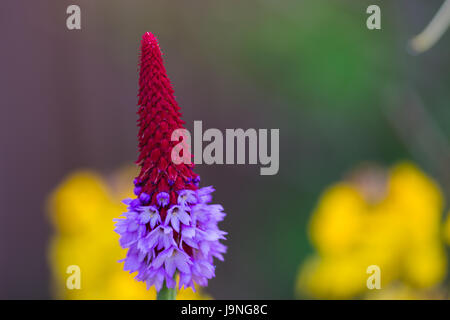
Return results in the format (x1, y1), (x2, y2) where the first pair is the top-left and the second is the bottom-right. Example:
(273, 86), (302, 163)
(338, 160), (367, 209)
(139, 192), (151, 203)
(122, 198), (133, 205)
(178, 190), (197, 205)
(165, 257), (176, 276)
(127, 220), (139, 232)
(152, 247), (173, 269)
(182, 226), (195, 238)
(150, 214), (160, 229)
(156, 192), (170, 207)
(164, 211), (172, 226)
(174, 255), (191, 274)
(179, 272), (195, 291)
(165, 273), (176, 289)
(178, 210), (191, 225)
(145, 228), (160, 249)
(171, 216), (180, 233)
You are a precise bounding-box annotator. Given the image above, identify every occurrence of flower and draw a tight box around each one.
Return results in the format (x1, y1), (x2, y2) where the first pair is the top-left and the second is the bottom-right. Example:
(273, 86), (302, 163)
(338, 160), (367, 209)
(296, 162), (447, 299)
(165, 205), (191, 232)
(114, 32), (227, 292)
(157, 192), (170, 207)
(138, 206), (160, 228)
(144, 225), (175, 251)
(178, 190), (197, 206)
(47, 167), (211, 299)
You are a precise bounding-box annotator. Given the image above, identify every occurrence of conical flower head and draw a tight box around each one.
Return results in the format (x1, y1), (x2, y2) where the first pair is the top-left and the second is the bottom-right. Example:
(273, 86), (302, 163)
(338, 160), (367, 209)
(115, 32), (227, 292)
(136, 32), (198, 198)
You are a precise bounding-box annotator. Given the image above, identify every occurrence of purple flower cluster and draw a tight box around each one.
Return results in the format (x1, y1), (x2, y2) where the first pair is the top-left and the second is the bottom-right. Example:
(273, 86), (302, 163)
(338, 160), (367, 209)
(114, 187), (227, 291)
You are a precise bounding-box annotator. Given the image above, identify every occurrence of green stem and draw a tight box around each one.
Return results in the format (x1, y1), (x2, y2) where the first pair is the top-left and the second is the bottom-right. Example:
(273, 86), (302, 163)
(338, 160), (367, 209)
(157, 281), (177, 300)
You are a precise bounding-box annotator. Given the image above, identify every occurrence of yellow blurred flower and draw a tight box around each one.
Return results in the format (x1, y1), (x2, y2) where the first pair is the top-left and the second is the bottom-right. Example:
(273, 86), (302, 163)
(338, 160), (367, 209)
(297, 162), (447, 299)
(444, 211), (450, 246)
(47, 166), (210, 300)
(366, 283), (446, 300)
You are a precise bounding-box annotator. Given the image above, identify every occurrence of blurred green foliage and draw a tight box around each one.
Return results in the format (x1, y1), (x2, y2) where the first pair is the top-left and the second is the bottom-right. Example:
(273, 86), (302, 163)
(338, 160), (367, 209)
(237, 2), (396, 111)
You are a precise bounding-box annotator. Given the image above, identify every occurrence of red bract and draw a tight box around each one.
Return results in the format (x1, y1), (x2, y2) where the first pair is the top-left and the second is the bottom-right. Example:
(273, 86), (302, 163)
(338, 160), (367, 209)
(135, 32), (198, 203)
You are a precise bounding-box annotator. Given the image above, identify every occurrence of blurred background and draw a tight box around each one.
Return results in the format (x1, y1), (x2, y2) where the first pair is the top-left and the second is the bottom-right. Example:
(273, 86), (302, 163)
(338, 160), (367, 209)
(1, 0), (450, 299)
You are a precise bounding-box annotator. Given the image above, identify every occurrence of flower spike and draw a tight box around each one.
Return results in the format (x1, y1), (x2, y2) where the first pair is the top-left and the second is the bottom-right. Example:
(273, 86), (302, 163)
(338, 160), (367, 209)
(115, 32), (227, 295)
